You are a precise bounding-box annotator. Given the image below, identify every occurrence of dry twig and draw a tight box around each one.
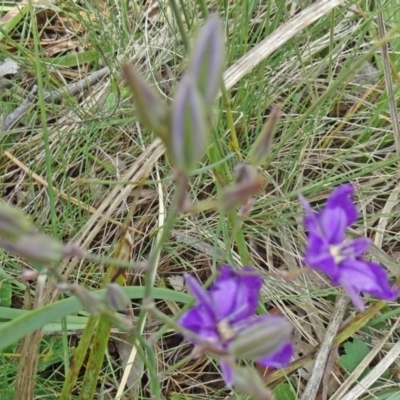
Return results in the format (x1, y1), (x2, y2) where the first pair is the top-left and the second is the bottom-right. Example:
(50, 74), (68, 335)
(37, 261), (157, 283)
(300, 296), (349, 400)
(2, 66), (110, 133)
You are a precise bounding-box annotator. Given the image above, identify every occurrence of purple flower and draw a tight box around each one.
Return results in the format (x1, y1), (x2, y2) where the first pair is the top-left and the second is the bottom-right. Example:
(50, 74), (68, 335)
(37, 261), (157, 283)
(300, 184), (398, 310)
(178, 266), (293, 387)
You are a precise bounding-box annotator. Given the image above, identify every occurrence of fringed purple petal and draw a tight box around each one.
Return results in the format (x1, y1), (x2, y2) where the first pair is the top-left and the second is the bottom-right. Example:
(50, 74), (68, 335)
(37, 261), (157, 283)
(339, 259), (398, 309)
(300, 188), (354, 244)
(304, 234), (340, 281)
(325, 184), (358, 226)
(339, 278), (366, 311)
(184, 273), (213, 312)
(256, 342), (293, 369)
(178, 306), (219, 342)
(209, 269), (239, 320)
(319, 207), (347, 244)
(219, 359), (235, 387)
(299, 194), (320, 234)
(341, 238), (371, 258)
(364, 262), (399, 301)
(210, 266), (261, 322)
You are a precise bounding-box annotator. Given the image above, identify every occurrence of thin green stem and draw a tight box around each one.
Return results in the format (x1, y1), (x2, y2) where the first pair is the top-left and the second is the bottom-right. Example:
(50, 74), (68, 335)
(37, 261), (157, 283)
(133, 176), (187, 400)
(196, 0), (208, 18)
(31, 8), (56, 236)
(138, 179), (187, 321)
(206, 130), (251, 264)
(168, 0), (190, 52)
(178, 0), (191, 30)
(221, 87), (241, 157)
(31, 12), (73, 385)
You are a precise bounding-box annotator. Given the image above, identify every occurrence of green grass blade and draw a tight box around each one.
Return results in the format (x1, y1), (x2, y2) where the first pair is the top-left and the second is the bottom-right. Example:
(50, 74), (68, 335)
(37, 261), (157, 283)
(59, 315), (97, 400)
(77, 317), (112, 400)
(0, 287), (191, 351)
(0, 2), (31, 42)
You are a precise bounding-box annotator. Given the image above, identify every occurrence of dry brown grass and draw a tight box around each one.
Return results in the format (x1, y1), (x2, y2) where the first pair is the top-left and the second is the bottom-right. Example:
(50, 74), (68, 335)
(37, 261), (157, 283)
(2, 0), (400, 399)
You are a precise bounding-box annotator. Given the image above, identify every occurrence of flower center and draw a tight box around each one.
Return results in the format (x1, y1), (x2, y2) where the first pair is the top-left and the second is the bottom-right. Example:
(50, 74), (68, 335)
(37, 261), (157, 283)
(329, 244), (345, 263)
(217, 319), (236, 342)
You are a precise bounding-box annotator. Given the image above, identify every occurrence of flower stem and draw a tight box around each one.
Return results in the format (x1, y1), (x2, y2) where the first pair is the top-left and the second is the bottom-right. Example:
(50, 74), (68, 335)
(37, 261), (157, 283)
(135, 174), (187, 400)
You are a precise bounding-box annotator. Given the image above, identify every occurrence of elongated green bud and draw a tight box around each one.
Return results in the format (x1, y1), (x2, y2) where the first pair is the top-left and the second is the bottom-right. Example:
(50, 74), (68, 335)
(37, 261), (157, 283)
(122, 63), (167, 136)
(234, 163), (258, 184)
(0, 202), (33, 240)
(169, 75), (208, 174)
(233, 366), (274, 400)
(1, 234), (76, 264)
(59, 283), (104, 315)
(249, 105), (281, 166)
(188, 16), (225, 103)
(219, 164), (264, 210)
(229, 316), (292, 360)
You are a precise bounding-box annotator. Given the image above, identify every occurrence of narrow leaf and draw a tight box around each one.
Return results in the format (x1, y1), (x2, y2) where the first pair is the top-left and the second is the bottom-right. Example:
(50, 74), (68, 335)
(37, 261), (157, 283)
(0, 287), (191, 350)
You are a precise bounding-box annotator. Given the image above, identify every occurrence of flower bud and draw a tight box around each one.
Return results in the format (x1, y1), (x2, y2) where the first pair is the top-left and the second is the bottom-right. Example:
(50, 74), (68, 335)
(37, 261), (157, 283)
(122, 63), (167, 136)
(105, 283), (130, 311)
(58, 283), (104, 315)
(233, 366), (274, 400)
(249, 105), (281, 166)
(229, 315), (292, 361)
(219, 168), (264, 211)
(238, 198), (256, 219)
(188, 16), (225, 103)
(0, 203), (33, 240)
(21, 269), (40, 280)
(63, 243), (85, 259)
(169, 75), (208, 174)
(234, 163), (258, 184)
(1, 234), (67, 264)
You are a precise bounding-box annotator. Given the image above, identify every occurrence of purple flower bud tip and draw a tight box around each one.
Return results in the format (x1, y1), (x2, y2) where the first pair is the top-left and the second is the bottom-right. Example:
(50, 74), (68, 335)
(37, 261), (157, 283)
(169, 75), (208, 174)
(0, 203), (33, 240)
(0, 234), (65, 264)
(105, 283), (129, 311)
(1, 234), (82, 265)
(220, 170), (264, 211)
(178, 265), (293, 387)
(188, 15), (225, 103)
(301, 184), (399, 310)
(58, 284), (104, 315)
(234, 163), (258, 184)
(122, 63), (166, 135)
(249, 105), (281, 166)
(21, 270), (39, 280)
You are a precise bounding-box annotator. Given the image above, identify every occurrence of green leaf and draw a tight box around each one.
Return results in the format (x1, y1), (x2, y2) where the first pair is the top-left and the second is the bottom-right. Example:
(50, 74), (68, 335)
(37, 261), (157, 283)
(0, 2), (31, 42)
(274, 383), (296, 400)
(42, 50), (99, 68)
(365, 389), (400, 400)
(0, 280), (12, 308)
(0, 305), (91, 334)
(0, 286), (191, 350)
(340, 338), (370, 372)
